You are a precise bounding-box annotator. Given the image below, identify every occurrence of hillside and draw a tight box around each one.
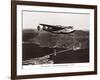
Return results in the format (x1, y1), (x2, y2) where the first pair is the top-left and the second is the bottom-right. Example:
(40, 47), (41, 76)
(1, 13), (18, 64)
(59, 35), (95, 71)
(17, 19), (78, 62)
(23, 29), (89, 49)
(22, 29), (89, 63)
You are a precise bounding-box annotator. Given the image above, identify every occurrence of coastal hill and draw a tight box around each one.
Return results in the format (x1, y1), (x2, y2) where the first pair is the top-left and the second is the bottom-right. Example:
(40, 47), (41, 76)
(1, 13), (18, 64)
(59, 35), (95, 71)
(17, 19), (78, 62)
(22, 29), (89, 62)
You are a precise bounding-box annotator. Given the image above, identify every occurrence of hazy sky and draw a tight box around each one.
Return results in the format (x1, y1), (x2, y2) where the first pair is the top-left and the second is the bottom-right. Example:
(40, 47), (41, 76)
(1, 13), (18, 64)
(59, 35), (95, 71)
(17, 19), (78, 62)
(23, 11), (90, 30)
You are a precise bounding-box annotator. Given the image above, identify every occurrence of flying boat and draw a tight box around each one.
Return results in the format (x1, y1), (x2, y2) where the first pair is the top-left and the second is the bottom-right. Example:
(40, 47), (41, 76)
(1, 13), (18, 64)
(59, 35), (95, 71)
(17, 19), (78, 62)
(37, 24), (75, 34)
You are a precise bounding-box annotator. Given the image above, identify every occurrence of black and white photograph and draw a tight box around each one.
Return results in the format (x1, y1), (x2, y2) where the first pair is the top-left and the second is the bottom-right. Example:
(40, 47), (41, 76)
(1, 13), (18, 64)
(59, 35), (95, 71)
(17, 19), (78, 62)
(11, 1), (97, 79)
(22, 10), (90, 65)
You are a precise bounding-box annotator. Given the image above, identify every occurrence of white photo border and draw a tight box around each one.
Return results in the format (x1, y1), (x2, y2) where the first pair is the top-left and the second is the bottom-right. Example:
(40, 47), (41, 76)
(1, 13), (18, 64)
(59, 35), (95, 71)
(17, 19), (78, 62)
(17, 5), (95, 75)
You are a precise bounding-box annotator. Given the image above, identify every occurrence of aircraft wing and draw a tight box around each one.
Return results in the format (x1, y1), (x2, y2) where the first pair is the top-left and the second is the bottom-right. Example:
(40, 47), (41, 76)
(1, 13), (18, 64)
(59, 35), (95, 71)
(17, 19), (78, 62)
(39, 24), (64, 30)
(40, 24), (55, 27)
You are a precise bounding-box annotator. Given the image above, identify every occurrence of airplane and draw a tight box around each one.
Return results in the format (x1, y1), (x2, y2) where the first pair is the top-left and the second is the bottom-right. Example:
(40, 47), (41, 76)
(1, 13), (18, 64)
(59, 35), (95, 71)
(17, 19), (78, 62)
(37, 24), (75, 34)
